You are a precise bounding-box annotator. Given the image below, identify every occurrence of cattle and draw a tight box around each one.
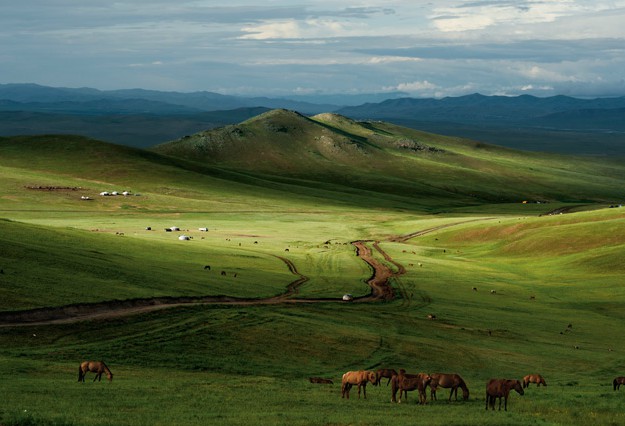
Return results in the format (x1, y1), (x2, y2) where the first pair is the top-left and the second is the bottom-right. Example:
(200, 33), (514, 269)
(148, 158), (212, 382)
(204, 265), (211, 270)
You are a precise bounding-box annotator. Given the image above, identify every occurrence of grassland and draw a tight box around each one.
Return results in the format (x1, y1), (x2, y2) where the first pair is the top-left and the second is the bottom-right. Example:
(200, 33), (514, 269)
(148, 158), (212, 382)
(1, 119), (625, 425)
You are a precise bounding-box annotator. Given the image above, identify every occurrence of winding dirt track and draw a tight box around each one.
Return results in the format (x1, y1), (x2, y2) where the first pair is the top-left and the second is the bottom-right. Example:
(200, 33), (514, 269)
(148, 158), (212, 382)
(0, 221), (481, 327)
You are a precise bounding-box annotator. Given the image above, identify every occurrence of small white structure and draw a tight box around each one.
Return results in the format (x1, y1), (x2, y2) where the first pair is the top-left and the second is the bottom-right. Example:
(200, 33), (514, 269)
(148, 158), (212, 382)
(99, 191), (110, 196)
(80, 196), (92, 200)
(342, 294), (354, 302)
(111, 191), (119, 196)
(179, 235), (190, 241)
(169, 226), (180, 231)
(122, 191), (130, 196)
(198, 227), (208, 232)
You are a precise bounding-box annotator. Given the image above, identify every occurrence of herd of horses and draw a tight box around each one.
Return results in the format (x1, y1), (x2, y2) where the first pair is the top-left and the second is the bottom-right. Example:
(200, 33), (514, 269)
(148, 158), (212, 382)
(338, 369), (552, 411)
(77, 360), (625, 412)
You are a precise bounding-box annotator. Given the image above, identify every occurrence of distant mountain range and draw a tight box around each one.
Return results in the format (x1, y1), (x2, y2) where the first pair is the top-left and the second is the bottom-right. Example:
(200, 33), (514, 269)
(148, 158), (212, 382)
(336, 93), (625, 130)
(1, 83), (624, 155)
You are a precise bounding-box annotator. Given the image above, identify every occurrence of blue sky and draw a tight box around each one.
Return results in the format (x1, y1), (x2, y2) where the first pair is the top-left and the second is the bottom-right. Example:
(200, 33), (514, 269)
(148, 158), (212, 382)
(2, 0), (625, 98)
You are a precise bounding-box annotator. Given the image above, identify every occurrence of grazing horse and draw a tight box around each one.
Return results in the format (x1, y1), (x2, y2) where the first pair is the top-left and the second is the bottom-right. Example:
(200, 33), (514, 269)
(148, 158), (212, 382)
(375, 368), (397, 386)
(429, 373), (470, 401)
(391, 369), (431, 404)
(613, 377), (625, 390)
(523, 374), (547, 388)
(341, 370), (377, 399)
(309, 377), (333, 384)
(78, 361), (113, 382)
(485, 379), (524, 411)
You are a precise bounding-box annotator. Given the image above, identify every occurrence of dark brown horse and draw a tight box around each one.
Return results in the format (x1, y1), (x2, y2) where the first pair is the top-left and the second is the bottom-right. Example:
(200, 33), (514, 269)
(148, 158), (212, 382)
(78, 361), (113, 382)
(430, 373), (470, 401)
(613, 376), (625, 390)
(341, 370), (377, 399)
(523, 374), (547, 388)
(391, 369), (431, 404)
(309, 377), (333, 384)
(485, 379), (524, 411)
(375, 368), (397, 386)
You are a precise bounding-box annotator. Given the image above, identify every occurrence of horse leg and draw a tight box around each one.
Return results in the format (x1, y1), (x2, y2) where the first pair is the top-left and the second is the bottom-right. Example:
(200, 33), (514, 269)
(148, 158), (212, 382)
(362, 383), (367, 399)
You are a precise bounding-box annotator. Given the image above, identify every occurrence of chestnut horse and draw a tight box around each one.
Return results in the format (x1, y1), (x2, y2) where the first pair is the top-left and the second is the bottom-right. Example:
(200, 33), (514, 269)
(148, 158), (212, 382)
(341, 370), (377, 399)
(485, 379), (524, 411)
(429, 373), (470, 401)
(391, 369), (432, 404)
(375, 368), (397, 386)
(78, 361), (113, 382)
(613, 376), (625, 390)
(523, 374), (547, 388)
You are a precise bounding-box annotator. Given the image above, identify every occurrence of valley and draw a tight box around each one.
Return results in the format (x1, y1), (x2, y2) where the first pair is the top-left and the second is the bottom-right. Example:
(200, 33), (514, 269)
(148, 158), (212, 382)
(1, 111), (625, 425)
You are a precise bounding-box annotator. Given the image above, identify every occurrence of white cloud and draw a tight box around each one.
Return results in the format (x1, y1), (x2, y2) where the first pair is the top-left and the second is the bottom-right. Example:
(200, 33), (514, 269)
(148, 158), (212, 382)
(394, 80), (439, 92)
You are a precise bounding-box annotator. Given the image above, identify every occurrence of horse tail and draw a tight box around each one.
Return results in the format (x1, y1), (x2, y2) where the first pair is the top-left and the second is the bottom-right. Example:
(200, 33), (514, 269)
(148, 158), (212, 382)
(78, 364), (83, 382)
(614, 378), (618, 391)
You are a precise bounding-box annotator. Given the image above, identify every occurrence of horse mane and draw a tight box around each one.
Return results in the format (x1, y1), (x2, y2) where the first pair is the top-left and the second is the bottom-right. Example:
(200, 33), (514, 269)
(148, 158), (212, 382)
(100, 361), (111, 373)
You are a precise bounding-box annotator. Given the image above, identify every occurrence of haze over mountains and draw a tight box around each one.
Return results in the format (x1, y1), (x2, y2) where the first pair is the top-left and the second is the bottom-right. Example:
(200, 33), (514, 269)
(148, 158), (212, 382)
(1, 83), (625, 155)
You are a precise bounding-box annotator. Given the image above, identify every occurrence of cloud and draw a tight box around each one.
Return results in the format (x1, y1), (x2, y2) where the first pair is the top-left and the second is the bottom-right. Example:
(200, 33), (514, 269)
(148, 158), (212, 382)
(393, 81), (439, 92)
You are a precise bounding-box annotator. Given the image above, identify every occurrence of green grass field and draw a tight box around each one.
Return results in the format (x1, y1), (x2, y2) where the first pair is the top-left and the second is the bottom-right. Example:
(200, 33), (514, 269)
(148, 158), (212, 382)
(1, 125), (625, 425)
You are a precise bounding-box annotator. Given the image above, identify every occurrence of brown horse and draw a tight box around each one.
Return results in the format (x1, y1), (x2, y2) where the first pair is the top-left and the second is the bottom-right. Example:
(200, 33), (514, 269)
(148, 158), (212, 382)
(523, 374), (547, 388)
(485, 379), (524, 411)
(309, 377), (333, 384)
(430, 373), (470, 401)
(613, 377), (625, 390)
(341, 370), (377, 399)
(375, 368), (397, 386)
(78, 361), (113, 382)
(391, 369), (432, 404)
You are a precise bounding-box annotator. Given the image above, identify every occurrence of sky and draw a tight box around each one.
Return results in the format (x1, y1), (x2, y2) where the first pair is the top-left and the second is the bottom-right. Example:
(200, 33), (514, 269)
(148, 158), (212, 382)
(2, 0), (625, 98)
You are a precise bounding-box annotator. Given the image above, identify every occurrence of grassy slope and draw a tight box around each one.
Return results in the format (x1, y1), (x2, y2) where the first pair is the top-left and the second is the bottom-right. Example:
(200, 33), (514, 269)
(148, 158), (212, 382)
(1, 126), (625, 425)
(153, 110), (625, 206)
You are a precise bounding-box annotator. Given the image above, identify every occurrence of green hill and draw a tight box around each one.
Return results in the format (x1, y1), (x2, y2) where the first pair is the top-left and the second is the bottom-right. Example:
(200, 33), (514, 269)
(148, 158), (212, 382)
(1, 117), (625, 425)
(153, 109), (625, 207)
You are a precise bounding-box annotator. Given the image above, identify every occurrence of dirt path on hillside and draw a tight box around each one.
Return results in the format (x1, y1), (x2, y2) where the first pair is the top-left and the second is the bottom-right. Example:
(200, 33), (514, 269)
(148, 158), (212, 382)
(2, 218), (495, 327)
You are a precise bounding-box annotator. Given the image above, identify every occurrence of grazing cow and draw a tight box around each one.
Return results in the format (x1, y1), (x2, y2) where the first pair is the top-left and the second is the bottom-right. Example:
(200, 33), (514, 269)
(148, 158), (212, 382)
(221, 271), (226, 276)
(485, 379), (524, 411)
(391, 370), (431, 404)
(523, 374), (547, 388)
(204, 265), (211, 270)
(375, 369), (397, 386)
(309, 377), (333, 384)
(341, 370), (377, 399)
